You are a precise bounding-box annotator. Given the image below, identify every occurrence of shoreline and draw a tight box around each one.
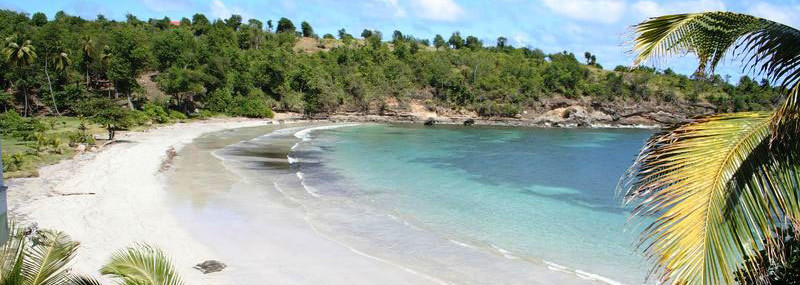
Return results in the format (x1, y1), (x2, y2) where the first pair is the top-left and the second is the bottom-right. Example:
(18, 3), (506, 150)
(6, 116), (635, 284)
(6, 118), (279, 284)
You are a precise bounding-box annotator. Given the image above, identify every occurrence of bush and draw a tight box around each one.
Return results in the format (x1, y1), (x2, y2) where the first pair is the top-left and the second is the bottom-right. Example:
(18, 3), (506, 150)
(2, 152), (27, 172)
(189, 110), (218, 120)
(168, 110), (187, 121)
(0, 111), (25, 135)
(474, 102), (521, 117)
(230, 96), (274, 118)
(67, 131), (96, 146)
(128, 110), (152, 126)
(141, 102), (171, 124)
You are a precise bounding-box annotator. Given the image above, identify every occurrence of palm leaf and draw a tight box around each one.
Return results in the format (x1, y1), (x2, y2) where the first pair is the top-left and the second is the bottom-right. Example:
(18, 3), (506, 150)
(100, 244), (183, 285)
(67, 276), (101, 285)
(632, 12), (800, 133)
(0, 226), (26, 285)
(621, 112), (800, 284)
(22, 230), (80, 285)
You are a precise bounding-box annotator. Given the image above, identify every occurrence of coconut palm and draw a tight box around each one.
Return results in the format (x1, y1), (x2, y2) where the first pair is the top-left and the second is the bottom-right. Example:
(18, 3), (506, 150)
(620, 11), (800, 284)
(80, 36), (94, 88)
(43, 43), (70, 116)
(0, 225), (184, 285)
(3, 36), (37, 117)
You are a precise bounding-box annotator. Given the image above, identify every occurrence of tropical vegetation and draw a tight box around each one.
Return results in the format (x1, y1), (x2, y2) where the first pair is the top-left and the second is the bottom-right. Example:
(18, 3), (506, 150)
(0, 224), (183, 285)
(621, 11), (800, 284)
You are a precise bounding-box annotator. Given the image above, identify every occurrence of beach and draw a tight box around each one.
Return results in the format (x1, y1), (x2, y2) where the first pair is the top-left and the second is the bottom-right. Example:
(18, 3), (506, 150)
(6, 118), (632, 284)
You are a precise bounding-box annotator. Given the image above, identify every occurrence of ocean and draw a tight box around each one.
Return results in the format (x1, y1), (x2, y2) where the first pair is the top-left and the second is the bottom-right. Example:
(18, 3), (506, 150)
(170, 123), (655, 284)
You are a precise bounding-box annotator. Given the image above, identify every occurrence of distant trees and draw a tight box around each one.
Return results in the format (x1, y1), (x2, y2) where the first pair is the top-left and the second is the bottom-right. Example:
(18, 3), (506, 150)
(448, 32), (464, 49)
(584, 51), (597, 66)
(465, 36), (482, 50)
(106, 27), (149, 109)
(433, 34), (445, 49)
(3, 36), (36, 116)
(497, 36), (507, 49)
(276, 17), (295, 33)
(301, 21), (315, 38)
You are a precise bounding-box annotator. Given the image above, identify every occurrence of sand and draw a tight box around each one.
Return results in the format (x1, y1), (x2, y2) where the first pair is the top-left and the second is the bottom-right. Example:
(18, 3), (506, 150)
(6, 118), (281, 284)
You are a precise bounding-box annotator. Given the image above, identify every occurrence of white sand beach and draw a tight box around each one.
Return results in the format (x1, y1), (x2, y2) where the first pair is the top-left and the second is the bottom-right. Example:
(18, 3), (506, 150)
(5, 118), (445, 284)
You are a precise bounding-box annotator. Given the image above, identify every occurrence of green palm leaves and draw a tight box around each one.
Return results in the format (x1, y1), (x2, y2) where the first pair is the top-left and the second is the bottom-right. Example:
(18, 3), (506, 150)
(100, 245), (184, 285)
(0, 226), (184, 285)
(3, 36), (37, 69)
(624, 11), (800, 284)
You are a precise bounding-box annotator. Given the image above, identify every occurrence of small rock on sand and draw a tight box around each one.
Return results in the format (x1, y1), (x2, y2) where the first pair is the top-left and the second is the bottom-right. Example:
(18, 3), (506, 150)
(194, 260), (227, 274)
(424, 117), (436, 126)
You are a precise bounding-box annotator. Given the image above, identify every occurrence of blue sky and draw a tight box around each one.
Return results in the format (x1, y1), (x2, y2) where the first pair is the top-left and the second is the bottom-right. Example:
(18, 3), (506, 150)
(2, 0), (800, 80)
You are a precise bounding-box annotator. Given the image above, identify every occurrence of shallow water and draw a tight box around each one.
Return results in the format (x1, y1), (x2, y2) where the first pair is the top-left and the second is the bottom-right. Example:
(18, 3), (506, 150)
(293, 124), (654, 284)
(167, 123), (655, 284)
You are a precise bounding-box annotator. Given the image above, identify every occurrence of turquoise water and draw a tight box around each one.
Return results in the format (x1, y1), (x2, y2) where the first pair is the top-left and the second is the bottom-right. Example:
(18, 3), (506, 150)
(293, 124), (654, 284)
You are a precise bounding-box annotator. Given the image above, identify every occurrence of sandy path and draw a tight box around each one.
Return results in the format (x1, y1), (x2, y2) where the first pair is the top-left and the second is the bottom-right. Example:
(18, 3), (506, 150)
(7, 118), (278, 284)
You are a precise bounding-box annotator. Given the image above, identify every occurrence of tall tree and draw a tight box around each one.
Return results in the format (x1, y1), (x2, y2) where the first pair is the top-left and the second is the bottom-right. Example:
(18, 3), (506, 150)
(465, 36), (482, 50)
(496, 36), (507, 49)
(622, 11), (800, 284)
(191, 13), (209, 35)
(225, 14), (243, 31)
(276, 17), (295, 34)
(3, 36), (36, 116)
(300, 21), (314, 38)
(433, 34), (445, 50)
(448, 32), (464, 49)
(107, 28), (149, 109)
(79, 35), (95, 88)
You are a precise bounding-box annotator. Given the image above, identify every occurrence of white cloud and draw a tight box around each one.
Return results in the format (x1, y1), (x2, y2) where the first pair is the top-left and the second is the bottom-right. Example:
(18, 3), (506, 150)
(748, 2), (800, 27)
(410, 0), (465, 22)
(539, 0), (626, 24)
(632, 0), (725, 17)
(376, 0), (407, 17)
(210, 0), (247, 20)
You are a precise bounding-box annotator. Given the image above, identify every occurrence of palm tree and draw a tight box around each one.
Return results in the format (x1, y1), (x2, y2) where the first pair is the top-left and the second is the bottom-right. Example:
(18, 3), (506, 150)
(620, 12), (800, 284)
(0, 226), (184, 285)
(80, 36), (94, 88)
(43, 43), (70, 116)
(3, 36), (37, 117)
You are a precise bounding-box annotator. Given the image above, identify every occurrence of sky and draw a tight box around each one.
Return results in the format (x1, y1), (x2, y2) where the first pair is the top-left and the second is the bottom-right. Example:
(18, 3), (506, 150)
(2, 0), (800, 80)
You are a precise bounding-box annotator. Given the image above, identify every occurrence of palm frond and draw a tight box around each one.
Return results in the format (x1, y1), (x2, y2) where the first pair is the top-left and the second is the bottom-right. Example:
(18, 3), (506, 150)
(632, 11), (800, 135)
(100, 244), (184, 285)
(621, 112), (800, 284)
(0, 226), (26, 285)
(22, 230), (80, 285)
(67, 275), (102, 285)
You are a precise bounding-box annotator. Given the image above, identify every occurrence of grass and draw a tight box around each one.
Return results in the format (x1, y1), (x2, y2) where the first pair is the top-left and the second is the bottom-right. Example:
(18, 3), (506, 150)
(2, 114), (227, 179)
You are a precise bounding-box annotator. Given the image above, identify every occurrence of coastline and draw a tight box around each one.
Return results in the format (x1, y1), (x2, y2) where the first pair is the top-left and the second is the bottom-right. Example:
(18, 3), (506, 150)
(6, 118), (279, 284)
(5, 115), (640, 284)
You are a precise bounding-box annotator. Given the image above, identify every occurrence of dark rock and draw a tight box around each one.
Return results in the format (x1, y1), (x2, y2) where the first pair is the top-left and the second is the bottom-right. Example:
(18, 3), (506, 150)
(424, 117), (436, 126)
(194, 260), (227, 274)
(463, 119), (475, 126)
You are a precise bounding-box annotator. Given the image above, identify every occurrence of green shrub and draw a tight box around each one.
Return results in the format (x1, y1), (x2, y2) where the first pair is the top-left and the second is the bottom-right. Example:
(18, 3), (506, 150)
(2, 152), (27, 172)
(0, 111), (25, 135)
(67, 131), (96, 146)
(168, 110), (187, 121)
(230, 96), (274, 118)
(128, 110), (152, 126)
(141, 103), (171, 124)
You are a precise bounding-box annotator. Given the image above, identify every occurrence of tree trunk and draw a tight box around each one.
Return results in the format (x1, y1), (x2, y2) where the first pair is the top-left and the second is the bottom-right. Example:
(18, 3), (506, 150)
(86, 70), (90, 88)
(23, 87), (28, 117)
(126, 93), (134, 109)
(0, 137), (8, 244)
(44, 61), (61, 116)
